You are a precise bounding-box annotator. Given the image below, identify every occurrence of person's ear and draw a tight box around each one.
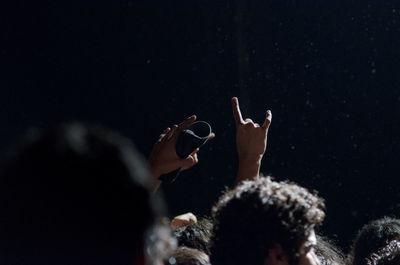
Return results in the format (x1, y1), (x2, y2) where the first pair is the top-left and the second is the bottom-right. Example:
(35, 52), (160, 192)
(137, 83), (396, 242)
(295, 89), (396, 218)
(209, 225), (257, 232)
(264, 244), (289, 265)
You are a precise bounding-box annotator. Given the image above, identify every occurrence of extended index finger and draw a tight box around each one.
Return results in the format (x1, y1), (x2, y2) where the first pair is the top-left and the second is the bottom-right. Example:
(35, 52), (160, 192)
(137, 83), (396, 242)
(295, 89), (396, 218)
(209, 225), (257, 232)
(178, 114), (197, 130)
(170, 115), (197, 142)
(232, 97), (244, 126)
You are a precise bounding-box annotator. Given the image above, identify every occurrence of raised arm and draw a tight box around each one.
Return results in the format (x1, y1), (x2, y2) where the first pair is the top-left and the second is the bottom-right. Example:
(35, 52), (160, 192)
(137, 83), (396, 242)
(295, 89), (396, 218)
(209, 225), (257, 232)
(232, 97), (272, 183)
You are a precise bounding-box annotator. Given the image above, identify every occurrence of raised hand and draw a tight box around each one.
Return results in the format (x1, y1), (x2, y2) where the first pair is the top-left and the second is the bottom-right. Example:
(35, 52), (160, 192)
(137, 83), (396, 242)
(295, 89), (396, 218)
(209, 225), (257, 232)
(232, 97), (272, 182)
(148, 115), (215, 190)
(170, 212), (198, 228)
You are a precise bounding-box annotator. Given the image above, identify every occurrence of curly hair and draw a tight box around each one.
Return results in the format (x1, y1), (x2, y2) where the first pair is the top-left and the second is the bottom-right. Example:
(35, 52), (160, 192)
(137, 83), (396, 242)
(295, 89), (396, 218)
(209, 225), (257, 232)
(173, 216), (214, 255)
(348, 216), (400, 265)
(210, 176), (325, 265)
(366, 239), (400, 265)
(166, 247), (210, 265)
(315, 234), (345, 265)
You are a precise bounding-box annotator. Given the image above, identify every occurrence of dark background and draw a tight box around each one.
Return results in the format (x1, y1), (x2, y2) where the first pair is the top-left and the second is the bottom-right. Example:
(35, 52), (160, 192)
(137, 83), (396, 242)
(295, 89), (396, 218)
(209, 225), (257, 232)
(2, 0), (400, 252)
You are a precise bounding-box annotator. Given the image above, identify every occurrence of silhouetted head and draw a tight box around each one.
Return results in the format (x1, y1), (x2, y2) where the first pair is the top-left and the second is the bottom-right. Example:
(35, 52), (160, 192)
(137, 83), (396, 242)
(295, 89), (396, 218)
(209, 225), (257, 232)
(0, 122), (165, 265)
(348, 216), (400, 265)
(210, 176), (326, 265)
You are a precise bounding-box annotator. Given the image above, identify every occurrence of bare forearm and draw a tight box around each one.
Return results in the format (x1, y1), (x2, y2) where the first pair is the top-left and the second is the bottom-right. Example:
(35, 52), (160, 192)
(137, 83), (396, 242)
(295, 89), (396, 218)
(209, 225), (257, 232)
(236, 156), (262, 183)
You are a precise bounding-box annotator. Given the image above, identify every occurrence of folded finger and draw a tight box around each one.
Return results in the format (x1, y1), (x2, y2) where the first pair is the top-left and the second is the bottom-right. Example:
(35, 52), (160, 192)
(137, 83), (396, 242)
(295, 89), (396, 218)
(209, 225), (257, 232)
(167, 125), (179, 140)
(207, 133), (216, 141)
(158, 127), (171, 141)
(158, 133), (166, 142)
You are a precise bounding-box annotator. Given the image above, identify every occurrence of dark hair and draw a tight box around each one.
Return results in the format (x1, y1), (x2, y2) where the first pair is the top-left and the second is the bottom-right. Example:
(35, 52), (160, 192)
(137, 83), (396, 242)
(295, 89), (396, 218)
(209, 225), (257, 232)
(366, 239), (400, 265)
(348, 216), (400, 265)
(0, 122), (164, 265)
(210, 176), (325, 265)
(167, 247), (210, 265)
(173, 216), (213, 255)
(315, 234), (345, 265)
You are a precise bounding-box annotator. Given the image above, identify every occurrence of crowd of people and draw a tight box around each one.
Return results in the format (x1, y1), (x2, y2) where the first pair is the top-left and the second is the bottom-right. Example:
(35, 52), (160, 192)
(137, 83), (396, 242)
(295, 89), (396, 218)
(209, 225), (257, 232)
(0, 97), (399, 265)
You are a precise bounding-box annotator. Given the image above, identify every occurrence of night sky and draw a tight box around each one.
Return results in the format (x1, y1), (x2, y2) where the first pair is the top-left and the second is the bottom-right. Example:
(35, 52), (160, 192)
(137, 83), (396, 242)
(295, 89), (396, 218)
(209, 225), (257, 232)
(3, 0), (400, 252)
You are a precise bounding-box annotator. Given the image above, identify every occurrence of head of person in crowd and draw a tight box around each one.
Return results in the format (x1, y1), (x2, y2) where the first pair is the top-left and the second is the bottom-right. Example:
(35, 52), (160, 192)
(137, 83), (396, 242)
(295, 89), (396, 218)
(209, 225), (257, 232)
(0, 122), (168, 265)
(172, 214), (213, 256)
(366, 239), (400, 265)
(315, 234), (345, 265)
(210, 176), (326, 265)
(166, 246), (210, 265)
(348, 216), (400, 265)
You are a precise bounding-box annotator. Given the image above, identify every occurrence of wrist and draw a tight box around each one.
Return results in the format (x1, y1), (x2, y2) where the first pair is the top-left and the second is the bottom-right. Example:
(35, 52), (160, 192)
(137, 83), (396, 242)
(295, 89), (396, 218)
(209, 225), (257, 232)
(238, 154), (263, 165)
(148, 162), (161, 179)
(236, 160), (261, 183)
